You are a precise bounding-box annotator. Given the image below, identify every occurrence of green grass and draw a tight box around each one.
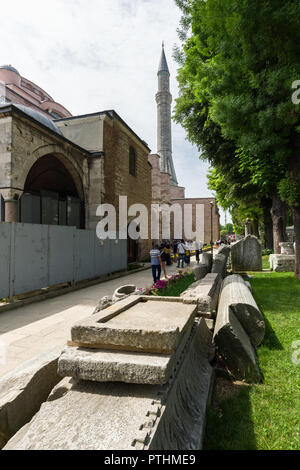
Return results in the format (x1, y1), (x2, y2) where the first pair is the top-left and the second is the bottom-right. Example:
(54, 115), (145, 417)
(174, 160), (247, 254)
(204, 270), (300, 450)
(262, 254), (271, 270)
(158, 273), (195, 297)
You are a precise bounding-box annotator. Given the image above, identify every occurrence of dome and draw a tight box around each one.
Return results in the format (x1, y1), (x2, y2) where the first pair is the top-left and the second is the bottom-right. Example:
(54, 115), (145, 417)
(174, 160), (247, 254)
(0, 65), (20, 75)
(13, 104), (63, 136)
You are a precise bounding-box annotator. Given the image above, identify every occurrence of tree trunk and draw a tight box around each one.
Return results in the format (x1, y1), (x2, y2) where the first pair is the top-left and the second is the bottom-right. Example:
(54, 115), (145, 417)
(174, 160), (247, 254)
(289, 134), (300, 277)
(261, 197), (273, 250)
(270, 192), (288, 254)
(292, 206), (300, 277)
(252, 218), (260, 238)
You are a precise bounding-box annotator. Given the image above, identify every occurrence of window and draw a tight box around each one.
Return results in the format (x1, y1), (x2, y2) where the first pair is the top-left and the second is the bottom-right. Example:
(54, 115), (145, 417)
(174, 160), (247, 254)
(129, 146), (136, 176)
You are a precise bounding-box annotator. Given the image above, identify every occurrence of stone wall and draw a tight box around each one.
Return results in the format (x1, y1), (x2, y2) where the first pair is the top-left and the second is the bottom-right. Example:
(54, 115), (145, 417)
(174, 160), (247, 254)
(0, 109), (89, 224)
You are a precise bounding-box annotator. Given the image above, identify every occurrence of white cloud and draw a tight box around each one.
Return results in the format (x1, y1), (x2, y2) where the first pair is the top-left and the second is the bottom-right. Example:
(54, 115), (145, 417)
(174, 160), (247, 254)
(0, 0), (228, 224)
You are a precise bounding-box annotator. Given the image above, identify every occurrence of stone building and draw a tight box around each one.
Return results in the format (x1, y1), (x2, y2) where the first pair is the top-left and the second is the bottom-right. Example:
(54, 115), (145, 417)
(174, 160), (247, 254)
(56, 111), (152, 261)
(0, 66), (152, 262)
(149, 45), (220, 244)
(0, 65), (71, 119)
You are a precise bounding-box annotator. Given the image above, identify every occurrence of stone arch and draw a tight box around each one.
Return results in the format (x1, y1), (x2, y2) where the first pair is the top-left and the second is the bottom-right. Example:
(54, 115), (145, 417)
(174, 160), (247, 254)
(18, 144), (87, 202)
(19, 145), (88, 228)
(127, 219), (140, 263)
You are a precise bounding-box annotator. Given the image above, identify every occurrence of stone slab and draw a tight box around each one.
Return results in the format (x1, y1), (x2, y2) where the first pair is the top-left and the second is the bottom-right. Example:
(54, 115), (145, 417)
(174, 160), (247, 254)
(59, 307), (194, 385)
(4, 319), (214, 451)
(214, 285), (262, 383)
(181, 273), (222, 318)
(279, 242), (295, 255)
(0, 345), (63, 448)
(221, 275), (265, 347)
(218, 245), (231, 261)
(70, 297), (197, 354)
(202, 252), (213, 272)
(212, 253), (227, 278)
(193, 263), (209, 281)
(269, 254), (295, 272)
(231, 235), (262, 272)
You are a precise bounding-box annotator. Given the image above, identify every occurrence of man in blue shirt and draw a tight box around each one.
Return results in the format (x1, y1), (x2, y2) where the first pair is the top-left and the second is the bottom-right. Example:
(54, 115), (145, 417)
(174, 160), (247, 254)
(150, 243), (162, 283)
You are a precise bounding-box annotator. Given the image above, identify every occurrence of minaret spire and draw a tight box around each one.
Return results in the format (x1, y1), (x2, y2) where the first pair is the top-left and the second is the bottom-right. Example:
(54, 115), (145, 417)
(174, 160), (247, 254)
(156, 43), (178, 185)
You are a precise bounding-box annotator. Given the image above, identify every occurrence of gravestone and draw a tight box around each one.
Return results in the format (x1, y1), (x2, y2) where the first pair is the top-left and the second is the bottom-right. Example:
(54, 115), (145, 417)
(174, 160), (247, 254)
(231, 235), (262, 271)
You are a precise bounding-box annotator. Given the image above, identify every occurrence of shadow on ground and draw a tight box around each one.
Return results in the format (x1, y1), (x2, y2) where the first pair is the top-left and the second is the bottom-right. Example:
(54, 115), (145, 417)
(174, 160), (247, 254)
(203, 377), (256, 450)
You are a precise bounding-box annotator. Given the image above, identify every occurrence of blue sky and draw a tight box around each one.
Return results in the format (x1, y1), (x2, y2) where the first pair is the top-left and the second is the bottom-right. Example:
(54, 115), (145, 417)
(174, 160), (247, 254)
(0, 0), (228, 224)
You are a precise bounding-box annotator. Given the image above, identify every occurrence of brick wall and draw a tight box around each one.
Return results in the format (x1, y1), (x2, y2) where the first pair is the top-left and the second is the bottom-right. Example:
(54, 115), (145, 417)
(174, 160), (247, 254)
(103, 119), (152, 261)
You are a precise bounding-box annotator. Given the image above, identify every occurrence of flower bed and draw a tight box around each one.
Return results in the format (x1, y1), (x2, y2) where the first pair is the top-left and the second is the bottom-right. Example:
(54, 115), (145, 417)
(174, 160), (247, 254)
(139, 270), (195, 297)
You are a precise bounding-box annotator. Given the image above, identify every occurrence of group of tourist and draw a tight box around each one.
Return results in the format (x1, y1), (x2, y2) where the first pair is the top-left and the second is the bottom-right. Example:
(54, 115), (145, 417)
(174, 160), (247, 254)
(149, 239), (204, 283)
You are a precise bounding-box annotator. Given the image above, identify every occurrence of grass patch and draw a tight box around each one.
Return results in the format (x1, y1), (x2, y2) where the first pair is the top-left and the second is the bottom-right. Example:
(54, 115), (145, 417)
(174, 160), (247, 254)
(262, 254), (270, 270)
(204, 271), (300, 450)
(158, 273), (195, 297)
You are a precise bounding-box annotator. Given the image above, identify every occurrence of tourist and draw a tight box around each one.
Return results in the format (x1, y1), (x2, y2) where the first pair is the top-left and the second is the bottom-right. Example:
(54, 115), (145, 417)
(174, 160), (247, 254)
(173, 240), (178, 262)
(165, 242), (172, 266)
(185, 240), (191, 265)
(159, 242), (168, 279)
(177, 239), (186, 268)
(194, 240), (200, 264)
(150, 243), (162, 283)
(199, 239), (204, 254)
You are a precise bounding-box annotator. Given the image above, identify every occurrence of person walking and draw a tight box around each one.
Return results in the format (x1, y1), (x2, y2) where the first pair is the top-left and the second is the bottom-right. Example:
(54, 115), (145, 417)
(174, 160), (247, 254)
(150, 243), (162, 283)
(194, 240), (200, 264)
(185, 240), (191, 265)
(165, 242), (172, 266)
(177, 239), (186, 268)
(159, 242), (168, 279)
(173, 240), (178, 263)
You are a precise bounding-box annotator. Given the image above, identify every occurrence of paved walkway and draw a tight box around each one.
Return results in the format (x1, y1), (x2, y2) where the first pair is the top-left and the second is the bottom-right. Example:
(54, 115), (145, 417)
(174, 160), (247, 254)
(0, 259), (198, 378)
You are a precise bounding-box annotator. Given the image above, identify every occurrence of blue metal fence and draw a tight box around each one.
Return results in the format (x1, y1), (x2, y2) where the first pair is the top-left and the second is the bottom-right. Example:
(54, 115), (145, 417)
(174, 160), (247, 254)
(0, 222), (127, 301)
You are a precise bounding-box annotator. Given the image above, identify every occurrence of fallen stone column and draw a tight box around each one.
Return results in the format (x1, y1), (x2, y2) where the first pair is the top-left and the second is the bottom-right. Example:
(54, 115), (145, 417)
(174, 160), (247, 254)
(213, 279), (263, 383)
(220, 275), (265, 347)
(0, 345), (63, 448)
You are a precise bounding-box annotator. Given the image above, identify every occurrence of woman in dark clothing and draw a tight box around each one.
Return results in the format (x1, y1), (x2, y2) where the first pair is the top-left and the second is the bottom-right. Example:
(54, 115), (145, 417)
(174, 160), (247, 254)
(160, 242), (168, 279)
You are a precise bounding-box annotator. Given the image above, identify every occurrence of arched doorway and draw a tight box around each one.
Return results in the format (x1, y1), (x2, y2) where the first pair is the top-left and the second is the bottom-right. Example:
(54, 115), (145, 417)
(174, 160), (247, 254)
(127, 221), (139, 263)
(19, 154), (85, 228)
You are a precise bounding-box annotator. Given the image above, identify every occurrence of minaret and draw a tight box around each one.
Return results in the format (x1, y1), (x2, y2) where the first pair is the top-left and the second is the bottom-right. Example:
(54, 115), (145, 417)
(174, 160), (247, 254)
(156, 42), (178, 186)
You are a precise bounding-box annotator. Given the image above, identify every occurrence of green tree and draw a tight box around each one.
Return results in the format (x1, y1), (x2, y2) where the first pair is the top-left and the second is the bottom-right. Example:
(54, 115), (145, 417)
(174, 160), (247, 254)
(174, 0), (300, 275)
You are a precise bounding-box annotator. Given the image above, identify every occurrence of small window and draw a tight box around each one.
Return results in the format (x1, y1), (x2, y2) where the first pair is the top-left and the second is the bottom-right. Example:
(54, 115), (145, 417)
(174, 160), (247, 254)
(129, 147), (136, 176)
